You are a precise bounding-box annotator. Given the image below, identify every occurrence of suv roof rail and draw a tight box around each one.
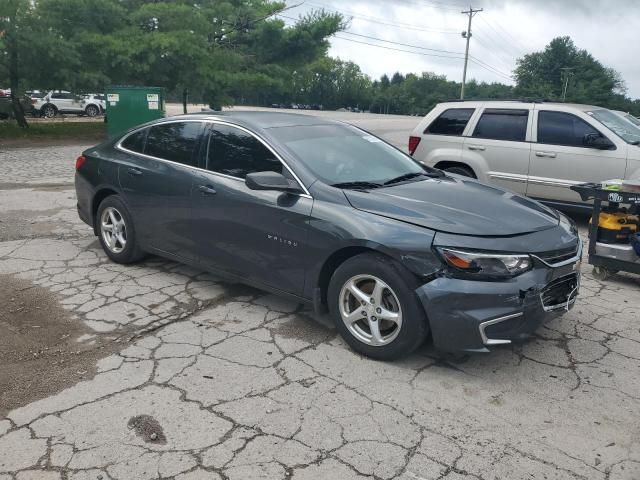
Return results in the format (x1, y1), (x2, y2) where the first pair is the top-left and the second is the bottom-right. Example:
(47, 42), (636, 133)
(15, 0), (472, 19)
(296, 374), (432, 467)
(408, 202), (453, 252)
(442, 97), (554, 104)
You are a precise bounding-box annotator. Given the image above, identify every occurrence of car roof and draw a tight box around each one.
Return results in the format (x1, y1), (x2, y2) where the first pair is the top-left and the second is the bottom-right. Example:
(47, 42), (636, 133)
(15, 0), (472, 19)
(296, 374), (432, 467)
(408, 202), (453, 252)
(435, 100), (604, 111)
(168, 110), (339, 131)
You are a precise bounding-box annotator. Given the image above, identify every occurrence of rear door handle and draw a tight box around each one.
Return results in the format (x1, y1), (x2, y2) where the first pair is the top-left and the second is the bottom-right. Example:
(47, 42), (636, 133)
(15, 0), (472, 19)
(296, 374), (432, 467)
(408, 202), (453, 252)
(127, 167), (143, 176)
(535, 151), (557, 158)
(467, 145), (486, 151)
(198, 185), (217, 196)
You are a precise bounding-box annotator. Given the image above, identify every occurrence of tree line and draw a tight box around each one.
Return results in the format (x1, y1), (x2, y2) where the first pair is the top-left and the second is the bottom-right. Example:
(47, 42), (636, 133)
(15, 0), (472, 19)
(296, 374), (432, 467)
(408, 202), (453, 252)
(1, 0), (639, 127)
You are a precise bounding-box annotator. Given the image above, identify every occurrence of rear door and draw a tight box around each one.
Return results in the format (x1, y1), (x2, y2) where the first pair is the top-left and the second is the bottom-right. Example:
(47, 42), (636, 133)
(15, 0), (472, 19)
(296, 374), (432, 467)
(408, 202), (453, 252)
(527, 108), (627, 204)
(191, 122), (312, 295)
(118, 120), (205, 260)
(416, 107), (476, 166)
(463, 107), (532, 194)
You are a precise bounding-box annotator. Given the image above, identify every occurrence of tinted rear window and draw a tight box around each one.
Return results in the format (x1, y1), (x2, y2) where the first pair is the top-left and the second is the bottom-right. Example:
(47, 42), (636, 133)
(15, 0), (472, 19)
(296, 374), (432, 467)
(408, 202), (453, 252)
(425, 108), (474, 136)
(473, 109), (528, 141)
(121, 129), (147, 153)
(144, 122), (202, 166)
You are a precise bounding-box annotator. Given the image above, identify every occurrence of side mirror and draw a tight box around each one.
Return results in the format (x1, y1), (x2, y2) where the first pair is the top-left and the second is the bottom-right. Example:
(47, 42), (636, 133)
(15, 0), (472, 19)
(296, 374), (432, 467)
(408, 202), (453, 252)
(245, 171), (302, 193)
(584, 133), (615, 150)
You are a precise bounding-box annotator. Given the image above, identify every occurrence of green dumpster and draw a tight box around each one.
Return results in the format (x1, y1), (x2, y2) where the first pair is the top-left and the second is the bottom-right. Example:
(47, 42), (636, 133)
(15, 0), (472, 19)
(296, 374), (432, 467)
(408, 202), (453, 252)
(105, 86), (165, 137)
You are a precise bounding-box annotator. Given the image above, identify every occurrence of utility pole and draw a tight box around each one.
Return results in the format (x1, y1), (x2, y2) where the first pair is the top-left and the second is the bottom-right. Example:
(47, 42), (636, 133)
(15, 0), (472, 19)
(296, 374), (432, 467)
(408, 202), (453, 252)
(560, 67), (574, 102)
(460, 6), (483, 100)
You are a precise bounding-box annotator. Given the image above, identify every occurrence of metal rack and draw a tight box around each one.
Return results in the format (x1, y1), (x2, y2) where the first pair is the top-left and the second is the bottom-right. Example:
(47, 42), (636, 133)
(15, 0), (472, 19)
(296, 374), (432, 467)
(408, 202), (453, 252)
(570, 183), (640, 280)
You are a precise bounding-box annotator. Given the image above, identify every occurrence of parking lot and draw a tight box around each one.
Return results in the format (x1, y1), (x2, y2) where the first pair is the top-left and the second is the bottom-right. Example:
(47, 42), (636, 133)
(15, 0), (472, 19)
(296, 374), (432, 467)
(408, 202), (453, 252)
(1, 110), (640, 480)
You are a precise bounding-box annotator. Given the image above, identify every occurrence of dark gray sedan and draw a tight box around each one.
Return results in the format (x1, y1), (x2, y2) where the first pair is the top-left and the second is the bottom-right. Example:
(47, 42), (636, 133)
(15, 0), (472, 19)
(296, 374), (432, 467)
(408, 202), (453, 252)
(74, 111), (581, 360)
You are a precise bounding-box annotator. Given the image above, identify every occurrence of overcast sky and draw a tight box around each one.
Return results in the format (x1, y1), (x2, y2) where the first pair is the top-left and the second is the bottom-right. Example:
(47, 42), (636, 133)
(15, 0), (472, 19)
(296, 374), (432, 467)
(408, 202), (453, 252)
(283, 0), (640, 98)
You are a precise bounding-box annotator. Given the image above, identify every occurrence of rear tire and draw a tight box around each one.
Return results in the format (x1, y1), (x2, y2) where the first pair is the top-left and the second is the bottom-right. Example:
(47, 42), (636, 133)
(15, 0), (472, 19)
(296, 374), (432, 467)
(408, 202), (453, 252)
(328, 252), (429, 360)
(444, 165), (475, 178)
(85, 104), (99, 117)
(96, 195), (145, 264)
(41, 104), (56, 118)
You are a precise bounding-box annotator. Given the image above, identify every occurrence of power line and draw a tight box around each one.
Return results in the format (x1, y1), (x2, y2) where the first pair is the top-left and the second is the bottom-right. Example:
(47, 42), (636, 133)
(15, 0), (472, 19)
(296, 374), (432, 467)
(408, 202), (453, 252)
(339, 31), (464, 56)
(304, 2), (460, 34)
(476, 16), (528, 58)
(278, 12), (515, 83)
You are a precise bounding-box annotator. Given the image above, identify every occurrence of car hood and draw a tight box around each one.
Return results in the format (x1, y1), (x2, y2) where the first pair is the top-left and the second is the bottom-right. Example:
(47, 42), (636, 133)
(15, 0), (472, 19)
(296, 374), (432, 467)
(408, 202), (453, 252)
(343, 176), (560, 236)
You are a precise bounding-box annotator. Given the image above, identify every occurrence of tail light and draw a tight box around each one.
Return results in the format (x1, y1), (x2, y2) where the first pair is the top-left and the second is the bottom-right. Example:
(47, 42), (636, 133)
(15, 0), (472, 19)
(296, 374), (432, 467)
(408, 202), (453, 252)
(408, 136), (421, 156)
(75, 155), (86, 170)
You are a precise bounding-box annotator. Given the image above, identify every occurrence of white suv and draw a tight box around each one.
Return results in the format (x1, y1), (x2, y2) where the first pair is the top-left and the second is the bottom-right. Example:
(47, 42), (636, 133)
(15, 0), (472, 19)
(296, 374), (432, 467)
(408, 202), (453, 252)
(409, 101), (640, 210)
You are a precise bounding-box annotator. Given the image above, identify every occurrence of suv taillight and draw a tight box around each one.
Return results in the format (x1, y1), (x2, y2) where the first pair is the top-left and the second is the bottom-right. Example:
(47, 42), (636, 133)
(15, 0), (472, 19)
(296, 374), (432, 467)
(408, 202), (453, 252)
(408, 136), (421, 156)
(75, 155), (86, 170)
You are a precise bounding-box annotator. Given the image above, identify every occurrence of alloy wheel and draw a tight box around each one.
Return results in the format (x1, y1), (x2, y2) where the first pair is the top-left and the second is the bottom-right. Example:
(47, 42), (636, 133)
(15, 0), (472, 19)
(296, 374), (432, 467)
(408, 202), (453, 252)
(339, 274), (403, 346)
(100, 206), (127, 254)
(86, 105), (98, 117)
(43, 105), (55, 118)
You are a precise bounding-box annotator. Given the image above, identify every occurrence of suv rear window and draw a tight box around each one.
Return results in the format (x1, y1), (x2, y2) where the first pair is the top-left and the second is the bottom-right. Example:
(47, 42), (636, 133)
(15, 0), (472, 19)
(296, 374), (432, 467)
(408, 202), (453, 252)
(425, 108), (474, 136)
(473, 109), (528, 142)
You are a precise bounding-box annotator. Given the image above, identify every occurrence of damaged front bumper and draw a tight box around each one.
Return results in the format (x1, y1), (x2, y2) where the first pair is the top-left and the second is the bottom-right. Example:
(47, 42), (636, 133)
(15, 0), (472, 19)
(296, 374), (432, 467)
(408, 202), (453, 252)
(416, 250), (581, 353)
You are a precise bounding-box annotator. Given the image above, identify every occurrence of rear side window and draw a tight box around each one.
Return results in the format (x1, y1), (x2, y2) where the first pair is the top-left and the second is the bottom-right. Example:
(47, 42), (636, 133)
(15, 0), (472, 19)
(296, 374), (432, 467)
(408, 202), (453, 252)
(144, 122), (202, 166)
(473, 109), (528, 142)
(121, 129), (147, 153)
(207, 125), (283, 178)
(538, 111), (600, 147)
(425, 108), (474, 136)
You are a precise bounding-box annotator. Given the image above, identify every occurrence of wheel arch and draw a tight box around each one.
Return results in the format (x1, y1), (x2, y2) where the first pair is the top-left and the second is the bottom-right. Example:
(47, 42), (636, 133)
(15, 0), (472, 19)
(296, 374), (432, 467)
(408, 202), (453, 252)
(315, 242), (408, 308)
(433, 160), (477, 178)
(41, 103), (58, 115)
(91, 187), (120, 235)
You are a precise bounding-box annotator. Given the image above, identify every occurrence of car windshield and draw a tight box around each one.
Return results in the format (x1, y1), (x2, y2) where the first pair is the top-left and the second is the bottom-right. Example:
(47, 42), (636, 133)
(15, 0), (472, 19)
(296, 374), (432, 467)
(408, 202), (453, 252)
(624, 113), (640, 127)
(588, 109), (640, 144)
(269, 124), (425, 186)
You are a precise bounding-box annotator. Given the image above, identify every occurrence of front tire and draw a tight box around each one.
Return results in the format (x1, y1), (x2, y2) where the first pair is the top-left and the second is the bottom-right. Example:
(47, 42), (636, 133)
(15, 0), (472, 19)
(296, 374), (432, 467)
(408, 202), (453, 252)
(328, 253), (429, 360)
(96, 196), (145, 264)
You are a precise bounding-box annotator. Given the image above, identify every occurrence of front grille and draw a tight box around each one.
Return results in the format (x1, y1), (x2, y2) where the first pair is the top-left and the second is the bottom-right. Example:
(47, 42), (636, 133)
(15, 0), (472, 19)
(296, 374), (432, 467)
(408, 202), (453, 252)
(541, 273), (579, 311)
(535, 246), (578, 265)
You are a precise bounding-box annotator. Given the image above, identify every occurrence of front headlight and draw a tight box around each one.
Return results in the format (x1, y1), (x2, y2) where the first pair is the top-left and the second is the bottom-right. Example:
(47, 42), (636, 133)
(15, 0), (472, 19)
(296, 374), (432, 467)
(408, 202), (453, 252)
(437, 248), (532, 278)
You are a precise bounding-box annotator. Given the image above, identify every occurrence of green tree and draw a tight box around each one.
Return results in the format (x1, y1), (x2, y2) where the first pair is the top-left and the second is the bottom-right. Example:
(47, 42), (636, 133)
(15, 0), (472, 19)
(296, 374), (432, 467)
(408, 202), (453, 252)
(514, 36), (626, 105)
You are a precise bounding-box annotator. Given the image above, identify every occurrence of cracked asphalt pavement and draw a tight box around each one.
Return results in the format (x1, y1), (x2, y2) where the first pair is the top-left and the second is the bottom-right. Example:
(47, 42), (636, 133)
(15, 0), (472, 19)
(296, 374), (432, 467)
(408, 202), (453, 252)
(1, 118), (640, 479)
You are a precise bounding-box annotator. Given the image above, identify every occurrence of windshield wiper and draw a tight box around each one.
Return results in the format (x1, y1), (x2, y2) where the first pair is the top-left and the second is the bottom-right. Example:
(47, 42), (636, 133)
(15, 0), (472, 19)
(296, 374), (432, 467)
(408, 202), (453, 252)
(331, 181), (383, 190)
(384, 170), (443, 185)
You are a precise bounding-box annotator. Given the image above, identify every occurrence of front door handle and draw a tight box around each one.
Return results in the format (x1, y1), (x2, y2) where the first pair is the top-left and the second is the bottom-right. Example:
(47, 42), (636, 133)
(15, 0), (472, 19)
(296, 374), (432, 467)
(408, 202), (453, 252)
(535, 151), (557, 158)
(127, 167), (143, 176)
(198, 185), (217, 196)
(467, 145), (486, 151)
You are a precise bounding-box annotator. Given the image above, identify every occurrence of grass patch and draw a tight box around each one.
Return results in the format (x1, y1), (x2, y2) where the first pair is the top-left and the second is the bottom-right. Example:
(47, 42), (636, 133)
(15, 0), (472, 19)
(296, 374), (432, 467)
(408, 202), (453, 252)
(0, 121), (106, 142)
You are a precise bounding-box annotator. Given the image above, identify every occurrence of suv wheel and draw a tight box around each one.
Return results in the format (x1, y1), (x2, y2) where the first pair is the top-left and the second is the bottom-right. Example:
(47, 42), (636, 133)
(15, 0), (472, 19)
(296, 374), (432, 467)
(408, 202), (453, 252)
(328, 253), (429, 360)
(41, 104), (56, 118)
(97, 196), (145, 264)
(85, 104), (99, 117)
(444, 165), (475, 178)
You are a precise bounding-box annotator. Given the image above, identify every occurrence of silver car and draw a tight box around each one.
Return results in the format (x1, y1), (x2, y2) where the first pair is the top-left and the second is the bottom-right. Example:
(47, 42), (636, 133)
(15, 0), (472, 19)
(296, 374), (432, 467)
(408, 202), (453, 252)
(410, 101), (640, 210)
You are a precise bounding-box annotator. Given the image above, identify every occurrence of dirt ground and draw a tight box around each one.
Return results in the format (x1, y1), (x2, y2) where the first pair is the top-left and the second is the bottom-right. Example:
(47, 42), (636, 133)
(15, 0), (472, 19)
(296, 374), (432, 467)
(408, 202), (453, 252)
(0, 274), (118, 417)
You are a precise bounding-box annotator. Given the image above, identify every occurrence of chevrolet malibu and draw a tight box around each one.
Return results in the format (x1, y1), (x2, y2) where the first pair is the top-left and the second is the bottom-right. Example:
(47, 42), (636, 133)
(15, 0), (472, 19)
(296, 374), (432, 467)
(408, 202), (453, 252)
(75, 112), (581, 360)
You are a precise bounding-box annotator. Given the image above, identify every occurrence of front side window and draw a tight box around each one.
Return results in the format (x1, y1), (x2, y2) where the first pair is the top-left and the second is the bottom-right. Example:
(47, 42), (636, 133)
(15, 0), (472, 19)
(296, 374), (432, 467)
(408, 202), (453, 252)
(207, 125), (283, 178)
(537, 111), (602, 147)
(473, 109), (528, 142)
(144, 122), (202, 166)
(121, 129), (147, 153)
(425, 108), (475, 136)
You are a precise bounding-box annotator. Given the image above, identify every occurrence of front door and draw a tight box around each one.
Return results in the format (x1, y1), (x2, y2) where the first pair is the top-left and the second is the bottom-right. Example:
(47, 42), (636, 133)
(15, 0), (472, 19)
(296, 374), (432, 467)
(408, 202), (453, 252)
(118, 120), (204, 260)
(191, 123), (312, 296)
(527, 110), (627, 204)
